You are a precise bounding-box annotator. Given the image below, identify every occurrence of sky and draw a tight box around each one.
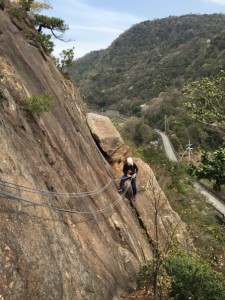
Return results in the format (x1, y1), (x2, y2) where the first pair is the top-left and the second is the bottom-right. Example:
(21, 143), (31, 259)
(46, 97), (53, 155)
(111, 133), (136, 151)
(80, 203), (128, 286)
(43, 0), (225, 59)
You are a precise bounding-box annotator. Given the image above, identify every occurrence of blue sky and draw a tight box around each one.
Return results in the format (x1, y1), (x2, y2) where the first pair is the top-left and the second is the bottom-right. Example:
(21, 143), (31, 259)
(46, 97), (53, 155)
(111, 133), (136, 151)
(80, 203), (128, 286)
(44, 0), (225, 59)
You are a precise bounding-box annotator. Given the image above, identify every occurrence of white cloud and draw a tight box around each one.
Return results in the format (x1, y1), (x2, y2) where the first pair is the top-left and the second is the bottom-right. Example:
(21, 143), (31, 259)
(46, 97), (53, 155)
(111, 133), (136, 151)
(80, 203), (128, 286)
(51, 0), (142, 30)
(69, 25), (123, 34)
(205, 0), (225, 4)
(47, 0), (143, 58)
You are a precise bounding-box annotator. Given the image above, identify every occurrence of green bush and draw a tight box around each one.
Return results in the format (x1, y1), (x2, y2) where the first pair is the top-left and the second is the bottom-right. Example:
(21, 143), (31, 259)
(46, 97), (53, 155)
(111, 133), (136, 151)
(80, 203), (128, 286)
(165, 252), (225, 300)
(8, 7), (23, 19)
(24, 93), (52, 115)
(137, 262), (154, 288)
(39, 33), (54, 55)
(19, 0), (34, 11)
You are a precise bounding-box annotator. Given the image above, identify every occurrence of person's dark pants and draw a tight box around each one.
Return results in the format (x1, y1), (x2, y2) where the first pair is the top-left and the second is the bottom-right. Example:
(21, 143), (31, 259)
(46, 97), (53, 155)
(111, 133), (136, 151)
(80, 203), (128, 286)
(119, 175), (137, 196)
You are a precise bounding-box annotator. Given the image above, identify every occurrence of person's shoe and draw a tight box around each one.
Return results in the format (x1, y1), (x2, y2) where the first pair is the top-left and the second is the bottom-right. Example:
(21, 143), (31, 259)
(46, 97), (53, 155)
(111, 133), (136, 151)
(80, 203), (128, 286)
(117, 189), (122, 193)
(133, 196), (137, 201)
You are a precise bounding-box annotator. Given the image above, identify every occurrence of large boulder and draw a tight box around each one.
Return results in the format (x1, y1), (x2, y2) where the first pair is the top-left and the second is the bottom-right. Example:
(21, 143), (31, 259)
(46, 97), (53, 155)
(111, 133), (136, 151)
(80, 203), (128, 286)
(87, 112), (131, 164)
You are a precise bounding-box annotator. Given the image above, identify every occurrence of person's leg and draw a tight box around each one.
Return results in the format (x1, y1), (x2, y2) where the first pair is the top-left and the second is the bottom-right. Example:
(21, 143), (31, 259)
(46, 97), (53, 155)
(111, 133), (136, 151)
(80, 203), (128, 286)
(131, 178), (137, 197)
(119, 175), (127, 190)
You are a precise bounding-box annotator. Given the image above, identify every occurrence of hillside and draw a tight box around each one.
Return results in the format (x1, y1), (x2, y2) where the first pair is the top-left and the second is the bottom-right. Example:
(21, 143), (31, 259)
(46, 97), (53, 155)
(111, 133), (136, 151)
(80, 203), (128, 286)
(71, 13), (225, 109)
(70, 14), (225, 149)
(0, 2), (194, 299)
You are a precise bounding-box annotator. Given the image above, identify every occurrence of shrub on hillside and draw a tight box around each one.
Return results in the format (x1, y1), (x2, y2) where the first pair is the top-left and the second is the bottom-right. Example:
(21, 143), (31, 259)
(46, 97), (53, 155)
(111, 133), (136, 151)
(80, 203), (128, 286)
(165, 252), (225, 300)
(24, 93), (52, 115)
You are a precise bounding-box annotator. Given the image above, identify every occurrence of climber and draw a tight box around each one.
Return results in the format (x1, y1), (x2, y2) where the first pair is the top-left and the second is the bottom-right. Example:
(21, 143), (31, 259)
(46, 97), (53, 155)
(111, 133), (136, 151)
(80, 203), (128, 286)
(118, 157), (139, 200)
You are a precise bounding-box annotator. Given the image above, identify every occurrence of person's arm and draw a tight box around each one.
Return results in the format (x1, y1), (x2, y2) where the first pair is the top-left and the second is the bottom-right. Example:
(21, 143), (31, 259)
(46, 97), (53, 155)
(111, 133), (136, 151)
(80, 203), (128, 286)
(134, 163), (139, 174)
(123, 163), (127, 175)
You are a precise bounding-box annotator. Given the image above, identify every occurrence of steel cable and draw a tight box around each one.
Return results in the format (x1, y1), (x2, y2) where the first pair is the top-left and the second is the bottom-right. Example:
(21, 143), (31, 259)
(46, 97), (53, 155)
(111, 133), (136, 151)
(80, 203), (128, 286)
(0, 182), (131, 215)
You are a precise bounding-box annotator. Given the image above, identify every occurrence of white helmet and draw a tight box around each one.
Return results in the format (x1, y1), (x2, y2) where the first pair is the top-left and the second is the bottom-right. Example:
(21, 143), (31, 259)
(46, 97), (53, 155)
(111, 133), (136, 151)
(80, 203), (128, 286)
(127, 157), (133, 165)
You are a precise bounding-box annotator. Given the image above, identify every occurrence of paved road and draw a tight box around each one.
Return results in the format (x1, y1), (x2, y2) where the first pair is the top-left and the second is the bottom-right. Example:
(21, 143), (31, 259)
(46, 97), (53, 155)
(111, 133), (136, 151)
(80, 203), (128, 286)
(155, 130), (178, 162)
(194, 183), (225, 215)
(156, 130), (225, 216)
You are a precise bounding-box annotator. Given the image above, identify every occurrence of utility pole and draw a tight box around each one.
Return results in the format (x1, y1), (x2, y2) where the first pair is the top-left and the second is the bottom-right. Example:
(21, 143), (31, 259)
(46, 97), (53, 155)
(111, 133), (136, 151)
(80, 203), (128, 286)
(165, 115), (169, 133)
(165, 115), (167, 133)
(186, 140), (193, 161)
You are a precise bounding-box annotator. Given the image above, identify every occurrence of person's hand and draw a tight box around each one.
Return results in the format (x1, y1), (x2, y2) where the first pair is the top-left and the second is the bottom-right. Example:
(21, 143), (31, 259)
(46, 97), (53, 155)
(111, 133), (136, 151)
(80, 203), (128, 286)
(127, 170), (132, 177)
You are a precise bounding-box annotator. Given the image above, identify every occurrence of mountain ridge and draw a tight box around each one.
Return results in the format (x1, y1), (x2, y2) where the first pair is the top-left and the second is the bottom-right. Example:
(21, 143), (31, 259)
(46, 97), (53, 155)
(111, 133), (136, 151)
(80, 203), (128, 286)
(70, 13), (225, 112)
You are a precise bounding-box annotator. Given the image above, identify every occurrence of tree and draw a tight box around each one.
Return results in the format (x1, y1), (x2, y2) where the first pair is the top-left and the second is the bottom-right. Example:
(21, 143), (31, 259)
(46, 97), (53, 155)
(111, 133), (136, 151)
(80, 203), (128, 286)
(34, 14), (69, 40)
(38, 33), (54, 54)
(183, 70), (225, 136)
(189, 148), (225, 191)
(53, 48), (75, 78)
(29, 0), (52, 14)
(18, 0), (34, 11)
(165, 251), (225, 300)
(16, 0), (52, 13)
(183, 71), (225, 191)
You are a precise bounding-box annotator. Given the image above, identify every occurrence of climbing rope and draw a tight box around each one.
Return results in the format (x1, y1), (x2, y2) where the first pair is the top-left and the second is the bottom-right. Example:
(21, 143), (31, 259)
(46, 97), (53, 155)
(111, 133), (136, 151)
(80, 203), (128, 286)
(0, 182), (131, 215)
(0, 179), (114, 198)
(0, 175), (132, 198)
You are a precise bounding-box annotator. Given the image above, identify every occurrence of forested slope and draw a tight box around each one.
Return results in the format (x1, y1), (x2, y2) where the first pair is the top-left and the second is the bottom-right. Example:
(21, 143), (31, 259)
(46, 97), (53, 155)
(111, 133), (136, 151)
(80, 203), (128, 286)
(70, 14), (225, 149)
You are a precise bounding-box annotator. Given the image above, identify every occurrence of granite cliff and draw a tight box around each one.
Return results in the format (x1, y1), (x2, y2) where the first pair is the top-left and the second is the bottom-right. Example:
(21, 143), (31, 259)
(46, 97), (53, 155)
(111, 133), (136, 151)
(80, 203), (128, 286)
(0, 3), (193, 299)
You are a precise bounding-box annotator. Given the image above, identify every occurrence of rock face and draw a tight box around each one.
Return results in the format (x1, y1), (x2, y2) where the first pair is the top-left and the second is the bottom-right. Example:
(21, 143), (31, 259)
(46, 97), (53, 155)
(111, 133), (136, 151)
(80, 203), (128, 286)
(0, 4), (193, 300)
(87, 113), (131, 164)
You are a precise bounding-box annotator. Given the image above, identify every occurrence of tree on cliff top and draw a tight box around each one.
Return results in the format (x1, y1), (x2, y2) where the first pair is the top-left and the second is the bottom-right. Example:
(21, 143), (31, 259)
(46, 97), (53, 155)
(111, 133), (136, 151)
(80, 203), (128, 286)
(17, 0), (69, 41)
(16, 0), (52, 13)
(34, 14), (69, 41)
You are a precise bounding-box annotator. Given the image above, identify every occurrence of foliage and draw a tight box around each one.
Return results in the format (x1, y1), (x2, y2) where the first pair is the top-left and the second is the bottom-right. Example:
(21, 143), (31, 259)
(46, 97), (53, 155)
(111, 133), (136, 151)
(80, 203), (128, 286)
(57, 48), (75, 70)
(69, 14), (225, 150)
(18, 0), (34, 11)
(165, 252), (225, 300)
(34, 14), (68, 40)
(24, 93), (52, 115)
(137, 262), (154, 288)
(121, 117), (158, 146)
(70, 14), (225, 110)
(8, 6), (23, 19)
(183, 70), (225, 136)
(18, 0), (52, 14)
(137, 252), (225, 300)
(38, 33), (54, 54)
(53, 48), (75, 79)
(189, 148), (225, 191)
(29, 0), (52, 14)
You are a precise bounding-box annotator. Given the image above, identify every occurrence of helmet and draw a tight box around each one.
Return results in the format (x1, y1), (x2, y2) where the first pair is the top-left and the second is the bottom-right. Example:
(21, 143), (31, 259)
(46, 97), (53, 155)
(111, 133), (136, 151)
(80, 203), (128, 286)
(127, 157), (133, 165)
